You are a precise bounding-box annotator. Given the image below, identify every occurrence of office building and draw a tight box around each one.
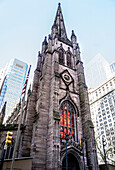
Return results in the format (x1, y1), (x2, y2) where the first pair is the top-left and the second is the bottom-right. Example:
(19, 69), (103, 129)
(0, 58), (28, 122)
(85, 53), (112, 88)
(88, 76), (115, 165)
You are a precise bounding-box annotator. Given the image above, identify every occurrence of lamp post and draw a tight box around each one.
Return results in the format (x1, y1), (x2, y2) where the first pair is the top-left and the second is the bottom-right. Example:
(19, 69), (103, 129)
(102, 137), (108, 170)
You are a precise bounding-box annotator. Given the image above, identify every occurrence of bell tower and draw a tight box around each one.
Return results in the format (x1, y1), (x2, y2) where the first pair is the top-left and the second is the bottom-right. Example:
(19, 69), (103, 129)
(21, 3), (99, 170)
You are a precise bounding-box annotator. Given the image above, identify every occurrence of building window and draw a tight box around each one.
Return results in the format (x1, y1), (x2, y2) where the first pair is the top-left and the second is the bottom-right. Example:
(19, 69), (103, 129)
(102, 87), (105, 91)
(104, 121), (107, 124)
(96, 92), (98, 97)
(67, 52), (72, 68)
(112, 113), (115, 116)
(59, 49), (64, 65)
(110, 82), (112, 86)
(110, 127), (113, 131)
(60, 101), (75, 139)
(99, 89), (101, 93)
(101, 131), (104, 134)
(111, 132), (114, 135)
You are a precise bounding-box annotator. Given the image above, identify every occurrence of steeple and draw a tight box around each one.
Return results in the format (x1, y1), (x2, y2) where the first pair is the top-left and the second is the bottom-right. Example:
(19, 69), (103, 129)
(52, 3), (67, 40)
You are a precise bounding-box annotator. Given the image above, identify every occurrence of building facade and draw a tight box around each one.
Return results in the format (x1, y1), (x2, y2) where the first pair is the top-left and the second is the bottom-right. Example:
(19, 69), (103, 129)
(18, 4), (98, 170)
(88, 76), (115, 165)
(0, 3), (99, 170)
(0, 58), (28, 122)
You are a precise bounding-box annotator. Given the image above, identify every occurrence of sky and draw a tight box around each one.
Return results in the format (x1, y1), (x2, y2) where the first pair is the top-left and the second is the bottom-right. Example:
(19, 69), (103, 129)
(0, 0), (115, 77)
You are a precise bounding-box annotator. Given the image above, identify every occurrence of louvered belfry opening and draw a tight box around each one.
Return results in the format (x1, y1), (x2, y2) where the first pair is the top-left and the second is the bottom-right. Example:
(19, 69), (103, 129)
(59, 49), (64, 65)
(67, 52), (72, 68)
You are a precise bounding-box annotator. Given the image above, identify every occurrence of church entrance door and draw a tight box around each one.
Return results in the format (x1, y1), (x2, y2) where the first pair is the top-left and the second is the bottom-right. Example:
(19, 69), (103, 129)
(62, 153), (80, 170)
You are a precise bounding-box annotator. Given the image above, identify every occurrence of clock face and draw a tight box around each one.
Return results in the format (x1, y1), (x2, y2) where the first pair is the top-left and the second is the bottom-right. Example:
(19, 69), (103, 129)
(60, 70), (73, 86)
(63, 74), (70, 81)
(62, 73), (71, 83)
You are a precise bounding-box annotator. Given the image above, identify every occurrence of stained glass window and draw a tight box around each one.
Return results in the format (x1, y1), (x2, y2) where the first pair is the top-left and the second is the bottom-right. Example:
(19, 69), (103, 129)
(59, 49), (64, 65)
(60, 101), (75, 139)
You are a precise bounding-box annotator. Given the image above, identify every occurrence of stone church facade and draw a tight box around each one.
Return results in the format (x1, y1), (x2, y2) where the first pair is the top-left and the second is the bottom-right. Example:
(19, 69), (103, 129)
(0, 3), (99, 170)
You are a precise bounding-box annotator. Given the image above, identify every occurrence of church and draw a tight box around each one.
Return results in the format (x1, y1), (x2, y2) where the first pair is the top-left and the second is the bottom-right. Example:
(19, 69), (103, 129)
(0, 3), (99, 170)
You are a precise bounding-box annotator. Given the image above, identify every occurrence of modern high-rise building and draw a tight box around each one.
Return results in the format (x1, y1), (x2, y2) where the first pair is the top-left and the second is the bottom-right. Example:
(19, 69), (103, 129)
(88, 76), (115, 165)
(85, 53), (112, 88)
(0, 58), (28, 122)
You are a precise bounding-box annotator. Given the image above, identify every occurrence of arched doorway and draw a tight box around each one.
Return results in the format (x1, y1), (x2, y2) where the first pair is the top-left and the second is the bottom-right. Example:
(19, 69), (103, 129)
(62, 153), (80, 170)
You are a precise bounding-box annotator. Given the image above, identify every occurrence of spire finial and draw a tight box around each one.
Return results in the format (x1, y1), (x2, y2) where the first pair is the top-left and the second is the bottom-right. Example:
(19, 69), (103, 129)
(58, 2), (61, 6)
(52, 3), (67, 40)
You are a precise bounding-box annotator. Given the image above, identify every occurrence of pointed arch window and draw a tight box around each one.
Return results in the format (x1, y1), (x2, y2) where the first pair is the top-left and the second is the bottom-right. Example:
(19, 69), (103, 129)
(60, 101), (75, 139)
(59, 49), (64, 65)
(67, 52), (72, 68)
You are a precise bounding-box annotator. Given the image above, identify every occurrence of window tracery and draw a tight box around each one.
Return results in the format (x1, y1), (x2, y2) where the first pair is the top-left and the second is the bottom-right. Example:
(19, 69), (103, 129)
(60, 101), (75, 139)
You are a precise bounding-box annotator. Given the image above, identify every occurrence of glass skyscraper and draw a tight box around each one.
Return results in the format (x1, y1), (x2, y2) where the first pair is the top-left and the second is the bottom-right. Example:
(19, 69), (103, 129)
(110, 62), (115, 75)
(0, 58), (28, 122)
(85, 53), (112, 88)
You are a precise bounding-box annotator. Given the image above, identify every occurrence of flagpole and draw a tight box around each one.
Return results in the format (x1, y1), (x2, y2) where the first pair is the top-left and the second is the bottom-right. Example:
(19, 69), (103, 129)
(10, 65), (31, 170)
(0, 75), (7, 96)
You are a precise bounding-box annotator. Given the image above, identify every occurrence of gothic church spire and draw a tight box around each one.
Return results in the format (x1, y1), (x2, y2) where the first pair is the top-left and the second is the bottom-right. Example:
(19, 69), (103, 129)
(52, 3), (67, 40)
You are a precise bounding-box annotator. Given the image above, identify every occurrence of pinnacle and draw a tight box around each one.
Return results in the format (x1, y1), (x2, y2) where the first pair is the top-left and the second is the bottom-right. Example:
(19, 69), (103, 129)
(58, 2), (61, 6)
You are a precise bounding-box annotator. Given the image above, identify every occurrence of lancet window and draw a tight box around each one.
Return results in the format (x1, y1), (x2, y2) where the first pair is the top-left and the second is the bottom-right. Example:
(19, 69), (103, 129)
(59, 49), (64, 65)
(67, 52), (72, 67)
(60, 101), (75, 139)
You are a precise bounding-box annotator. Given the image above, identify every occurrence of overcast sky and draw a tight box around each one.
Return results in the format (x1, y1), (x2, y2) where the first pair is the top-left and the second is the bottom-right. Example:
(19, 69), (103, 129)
(0, 0), (115, 77)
